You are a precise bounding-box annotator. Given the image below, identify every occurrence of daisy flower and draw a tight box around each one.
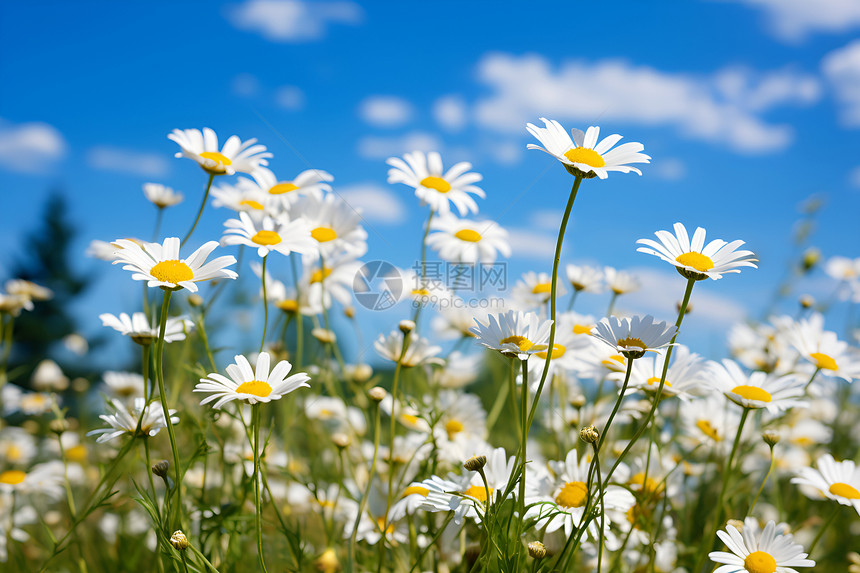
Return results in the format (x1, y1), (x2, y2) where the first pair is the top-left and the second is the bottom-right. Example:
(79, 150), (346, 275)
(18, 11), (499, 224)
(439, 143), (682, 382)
(636, 222), (758, 281)
(87, 397), (178, 443)
(375, 330), (443, 367)
(194, 352), (310, 409)
(679, 394), (742, 447)
(5, 280), (52, 301)
(710, 359), (807, 413)
(709, 520), (814, 573)
(791, 453), (860, 515)
(566, 264), (604, 294)
(511, 271), (567, 309)
(102, 371), (145, 399)
(290, 193), (368, 260)
(386, 151), (485, 216)
(470, 309), (553, 360)
(425, 214), (511, 264)
(433, 390), (488, 444)
(99, 311), (194, 345)
(168, 127), (271, 176)
(591, 315), (677, 360)
(526, 118), (650, 179)
(143, 183), (183, 208)
(211, 178), (272, 214)
(249, 166), (333, 210)
(611, 344), (710, 400)
(604, 266), (641, 295)
(112, 237), (238, 293)
(787, 313), (860, 383)
(221, 211), (316, 258)
(304, 252), (365, 308)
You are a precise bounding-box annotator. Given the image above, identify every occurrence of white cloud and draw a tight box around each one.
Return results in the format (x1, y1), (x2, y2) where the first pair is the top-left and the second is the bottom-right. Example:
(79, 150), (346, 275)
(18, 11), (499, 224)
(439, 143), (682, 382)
(87, 146), (170, 177)
(849, 166), (860, 188)
(433, 95), (467, 131)
(652, 158), (686, 181)
(505, 228), (557, 260)
(356, 131), (442, 160)
(338, 183), (406, 224)
(623, 267), (747, 326)
(0, 118), (67, 173)
(528, 209), (563, 229)
(232, 73), (260, 97)
(721, 0), (860, 42)
(276, 85), (305, 110)
(473, 53), (821, 153)
(359, 96), (413, 128)
(822, 40), (860, 127)
(226, 0), (362, 43)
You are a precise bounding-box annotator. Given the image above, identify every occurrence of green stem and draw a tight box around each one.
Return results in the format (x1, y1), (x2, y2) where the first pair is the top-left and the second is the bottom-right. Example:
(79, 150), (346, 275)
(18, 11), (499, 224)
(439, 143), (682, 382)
(349, 398), (382, 570)
(259, 255), (269, 354)
(807, 504), (839, 555)
(596, 357), (634, 455)
(181, 173), (214, 247)
(153, 208), (165, 242)
(384, 334), (411, 528)
(290, 254), (304, 369)
(518, 358), (529, 531)
(747, 446), (775, 516)
(252, 404), (269, 573)
(606, 292), (619, 317)
(0, 315), (14, 386)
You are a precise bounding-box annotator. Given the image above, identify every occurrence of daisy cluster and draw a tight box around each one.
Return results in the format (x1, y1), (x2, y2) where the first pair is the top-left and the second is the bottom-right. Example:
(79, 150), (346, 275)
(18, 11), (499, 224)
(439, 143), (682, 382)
(0, 121), (857, 573)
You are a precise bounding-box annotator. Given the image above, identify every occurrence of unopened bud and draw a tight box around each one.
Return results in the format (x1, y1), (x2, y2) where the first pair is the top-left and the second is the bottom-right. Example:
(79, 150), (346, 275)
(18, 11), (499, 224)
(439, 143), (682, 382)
(312, 328), (337, 344)
(463, 455), (487, 472)
(762, 431), (780, 447)
(527, 541), (547, 559)
(368, 387), (387, 403)
(801, 248), (820, 272)
(569, 394), (586, 408)
(349, 363), (373, 383)
(315, 548), (340, 573)
(399, 320), (415, 334)
(799, 294), (815, 309)
(169, 530), (189, 550)
(49, 419), (69, 435)
(344, 306), (355, 319)
(152, 459), (170, 478)
(726, 519), (744, 532)
(580, 425), (599, 444)
(188, 294), (204, 307)
(331, 432), (351, 449)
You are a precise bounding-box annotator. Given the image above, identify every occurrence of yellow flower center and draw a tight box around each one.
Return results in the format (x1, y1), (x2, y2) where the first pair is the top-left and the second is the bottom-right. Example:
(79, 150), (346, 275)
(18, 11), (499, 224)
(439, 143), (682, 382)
(420, 176), (451, 193)
(401, 413), (420, 427)
(276, 299), (299, 313)
(311, 226), (338, 243)
(617, 337), (647, 350)
(500, 335), (535, 352)
(630, 473), (664, 496)
(536, 344), (567, 360)
(696, 419), (721, 441)
(251, 230), (282, 246)
(150, 260), (194, 284)
(829, 482), (860, 499)
(0, 470), (26, 485)
(743, 551), (777, 573)
(402, 486), (430, 498)
(6, 445), (22, 462)
(810, 352), (838, 371)
(563, 147), (605, 168)
(375, 517), (395, 535)
(445, 419), (465, 439)
(573, 324), (592, 335)
(239, 199), (265, 210)
(412, 288), (430, 296)
(235, 380), (273, 398)
(645, 376), (672, 387)
(532, 282), (552, 294)
(730, 385), (772, 403)
(454, 229), (482, 242)
(198, 151), (232, 173)
(462, 484), (493, 502)
(555, 481), (588, 508)
(602, 355), (626, 369)
(269, 182), (299, 195)
(66, 444), (87, 463)
(675, 252), (715, 273)
(311, 267), (333, 284)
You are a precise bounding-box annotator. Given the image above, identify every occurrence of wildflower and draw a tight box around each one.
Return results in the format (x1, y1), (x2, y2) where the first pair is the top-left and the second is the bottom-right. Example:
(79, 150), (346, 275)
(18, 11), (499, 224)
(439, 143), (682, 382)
(710, 359), (807, 413)
(526, 118), (650, 179)
(99, 311), (194, 345)
(87, 398), (178, 443)
(221, 211), (316, 258)
(787, 313), (860, 383)
(604, 266), (641, 295)
(591, 315), (677, 359)
(566, 264), (604, 293)
(611, 344), (710, 400)
(792, 453), (860, 516)
(426, 214), (510, 264)
(143, 183), (183, 208)
(195, 352), (310, 409)
(168, 128), (271, 176)
(709, 520), (814, 573)
(375, 330), (442, 367)
(386, 151), (485, 215)
(290, 193), (368, 260)
(248, 166), (333, 210)
(31, 359), (68, 391)
(470, 310), (553, 360)
(512, 271), (567, 309)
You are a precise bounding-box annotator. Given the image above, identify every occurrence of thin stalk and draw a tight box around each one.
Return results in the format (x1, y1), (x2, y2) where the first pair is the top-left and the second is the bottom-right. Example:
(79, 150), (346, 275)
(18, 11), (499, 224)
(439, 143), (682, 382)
(606, 292), (619, 317)
(251, 404), (269, 573)
(153, 208), (165, 242)
(596, 357), (634, 455)
(259, 254), (269, 354)
(518, 359), (529, 530)
(747, 445), (776, 516)
(348, 398), (382, 570)
(384, 334), (411, 520)
(807, 505), (839, 555)
(181, 174), (215, 247)
(566, 289), (580, 311)
(290, 254), (304, 369)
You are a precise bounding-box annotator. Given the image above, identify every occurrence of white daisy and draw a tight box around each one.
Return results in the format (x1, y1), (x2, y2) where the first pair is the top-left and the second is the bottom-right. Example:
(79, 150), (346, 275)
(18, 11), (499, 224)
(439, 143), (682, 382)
(710, 359), (807, 413)
(249, 166), (333, 210)
(591, 315), (677, 359)
(611, 344), (710, 401)
(290, 193), (368, 260)
(168, 128), (271, 176)
(709, 520), (814, 573)
(87, 397), (179, 443)
(102, 371), (145, 399)
(99, 311), (194, 345)
(566, 264), (604, 294)
(511, 271), (567, 310)
(221, 211), (316, 258)
(194, 352), (310, 409)
(791, 453), (860, 516)
(142, 183), (183, 208)
(112, 237), (238, 293)
(5, 280), (52, 301)
(603, 266), (641, 295)
(526, 118), (650, 179)
(386, 151), (486, 216)
(787, 313), (860, 383)
(303, 252), (365, 308)
(425, 214), (511, 264)
(470, 310), (553, 360)
(211, 178), (272, 214)
(636, 222), (758, 281)
(375, 330), (443, 367)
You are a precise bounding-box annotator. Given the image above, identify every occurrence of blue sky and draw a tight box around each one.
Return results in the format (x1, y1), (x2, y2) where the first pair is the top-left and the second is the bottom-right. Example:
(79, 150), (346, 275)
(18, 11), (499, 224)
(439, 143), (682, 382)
(1, 0), (859, 366)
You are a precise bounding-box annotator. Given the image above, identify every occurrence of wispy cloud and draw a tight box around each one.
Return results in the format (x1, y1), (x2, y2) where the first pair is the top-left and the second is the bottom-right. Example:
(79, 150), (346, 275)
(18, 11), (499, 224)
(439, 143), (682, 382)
(720, 0), (860, 42)
(338, 182), (407, 224)
(356, 131), (442, 160)
(275, 85), (305, 110)
(433, 95), (467, 132)
(822, 40), (860, 127)
(358, 95), (413, 128)
(226, 0), (362, 43)
(0, 118), (67, 174)
(505, 228), (557, 260)
(473, 53), (820, 153)
(87, 146), (170, 177)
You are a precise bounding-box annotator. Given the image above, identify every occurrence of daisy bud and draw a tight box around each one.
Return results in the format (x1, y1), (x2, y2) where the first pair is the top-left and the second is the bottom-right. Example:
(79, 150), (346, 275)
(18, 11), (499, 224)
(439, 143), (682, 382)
(726, 519), (744, 532)
(579, 425), (599, 444)
(312, 328), (337, 344)
(463, 455), (487, 472)
(169, 530), (189, 551)
(368, 387), (387, 403)
(331, 432), (351, 449)
(188, 294), (204, 307)
(49, 419), (69, 435)
(344, 306), (355, 319)
(762, 431), (780, 447)
(799, 294), (815, 309)
(152, 459), (170, 478)
(349, 364), (373, 383)
(801, 247), (820, 272)
(72, 377), (90, 393)
(399, 320), (416, 334)
(676, 300), (693, 315)
(315, 548), (339, 573)
(569, 394), (587, 408)
(527, 541), (547, 559)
